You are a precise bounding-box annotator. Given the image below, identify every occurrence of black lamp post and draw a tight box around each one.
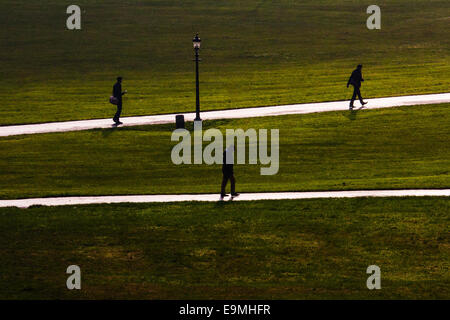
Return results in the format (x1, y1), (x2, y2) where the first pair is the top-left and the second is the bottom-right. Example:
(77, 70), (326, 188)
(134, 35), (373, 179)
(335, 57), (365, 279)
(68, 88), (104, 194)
(193, 33), (202, 121)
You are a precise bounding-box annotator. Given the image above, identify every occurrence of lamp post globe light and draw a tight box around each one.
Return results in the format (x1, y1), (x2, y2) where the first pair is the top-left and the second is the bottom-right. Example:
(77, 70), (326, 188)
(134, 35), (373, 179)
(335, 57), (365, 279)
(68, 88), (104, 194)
(193, 33), (202, 121)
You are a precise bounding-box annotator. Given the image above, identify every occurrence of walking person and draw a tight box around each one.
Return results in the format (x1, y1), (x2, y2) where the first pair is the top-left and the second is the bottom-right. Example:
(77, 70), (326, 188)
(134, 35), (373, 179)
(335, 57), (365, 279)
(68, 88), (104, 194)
(347, 64), (367, 110)
(112, 76), (127, 125)
(220, 145), (239, 201)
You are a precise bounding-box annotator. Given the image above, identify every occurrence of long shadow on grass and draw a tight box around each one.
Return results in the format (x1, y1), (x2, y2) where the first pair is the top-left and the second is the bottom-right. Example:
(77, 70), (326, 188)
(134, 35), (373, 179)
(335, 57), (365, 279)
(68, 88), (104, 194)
(101, 127), (117, 138)
(346, 106), (365, 121)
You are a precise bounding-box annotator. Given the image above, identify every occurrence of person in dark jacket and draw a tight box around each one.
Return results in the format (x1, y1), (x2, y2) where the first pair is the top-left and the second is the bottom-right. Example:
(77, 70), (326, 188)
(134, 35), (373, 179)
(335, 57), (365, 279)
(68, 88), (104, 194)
(347, 64), (367, 110)
(220, 145), (239, 200)
(113, 76), (127, 124)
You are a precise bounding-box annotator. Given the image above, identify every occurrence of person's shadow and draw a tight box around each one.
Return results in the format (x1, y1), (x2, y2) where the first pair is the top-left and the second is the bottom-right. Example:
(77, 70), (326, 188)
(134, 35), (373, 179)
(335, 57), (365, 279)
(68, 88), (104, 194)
(213, 197), (236, 208)
(101, 126), (118, 138)
(346, 105), (365, 121)
(214, 201), (227, 208)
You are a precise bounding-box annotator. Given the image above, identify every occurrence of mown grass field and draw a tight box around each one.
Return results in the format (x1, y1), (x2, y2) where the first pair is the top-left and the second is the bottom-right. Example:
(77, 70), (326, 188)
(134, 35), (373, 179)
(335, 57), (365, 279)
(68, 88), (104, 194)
(0, 197), (448, 299)
(0, 0), (449, 125)
(0, 104), (449, 199)
(1, 0), (449, 301)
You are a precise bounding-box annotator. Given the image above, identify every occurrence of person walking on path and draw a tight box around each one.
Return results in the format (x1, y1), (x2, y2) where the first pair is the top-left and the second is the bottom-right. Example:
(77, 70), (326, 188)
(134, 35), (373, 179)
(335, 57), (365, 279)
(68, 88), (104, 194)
(113, 76), (127, 125)
(220, 145), (239, 201)
(347, 64), (367, 110)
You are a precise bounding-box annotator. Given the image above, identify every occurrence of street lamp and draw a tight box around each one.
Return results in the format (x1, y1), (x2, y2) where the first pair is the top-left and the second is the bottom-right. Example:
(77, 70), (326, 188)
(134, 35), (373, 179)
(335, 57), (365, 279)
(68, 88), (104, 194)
(193, 33), (202, 121)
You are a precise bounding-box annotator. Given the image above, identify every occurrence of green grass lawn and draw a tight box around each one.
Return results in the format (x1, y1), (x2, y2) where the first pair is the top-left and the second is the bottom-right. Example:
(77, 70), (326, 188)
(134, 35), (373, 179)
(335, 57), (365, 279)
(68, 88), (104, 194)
(0, 0), (449, 125)
(0, 197), (448, 299)
(0, 104), (449, 199)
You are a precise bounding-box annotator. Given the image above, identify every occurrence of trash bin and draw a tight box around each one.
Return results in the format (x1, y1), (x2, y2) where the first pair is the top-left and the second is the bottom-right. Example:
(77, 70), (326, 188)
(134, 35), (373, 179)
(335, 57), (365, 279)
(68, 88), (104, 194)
(175, 115), (185, 129)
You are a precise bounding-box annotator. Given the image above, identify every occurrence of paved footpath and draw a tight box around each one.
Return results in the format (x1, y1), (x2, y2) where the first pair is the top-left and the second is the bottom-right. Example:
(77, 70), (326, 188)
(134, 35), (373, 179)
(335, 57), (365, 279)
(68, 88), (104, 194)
(1, 93), (450, 137)
(1, 189), (449, 208)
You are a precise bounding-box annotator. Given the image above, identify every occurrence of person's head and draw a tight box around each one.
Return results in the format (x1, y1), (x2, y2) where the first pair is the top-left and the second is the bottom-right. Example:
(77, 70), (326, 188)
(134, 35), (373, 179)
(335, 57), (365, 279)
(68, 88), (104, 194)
(117, 76), (123, 83)
(357, 64), (363, 70)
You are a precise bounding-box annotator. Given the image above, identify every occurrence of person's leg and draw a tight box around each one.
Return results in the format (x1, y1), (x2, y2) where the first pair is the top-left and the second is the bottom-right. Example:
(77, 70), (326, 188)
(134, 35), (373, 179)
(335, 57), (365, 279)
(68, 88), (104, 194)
(113, 103), (118, 121)
(356, 87), (365, 105)
(350, 86), (357, 109)
(230, 175), (236, 195)
(220, 174), (229, 197)
(114, 102), (122, 122)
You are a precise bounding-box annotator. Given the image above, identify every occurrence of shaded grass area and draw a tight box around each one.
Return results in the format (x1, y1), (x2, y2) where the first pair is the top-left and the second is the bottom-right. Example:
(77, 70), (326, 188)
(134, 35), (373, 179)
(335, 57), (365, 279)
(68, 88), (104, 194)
(0, 197), (448, 299)
(0, 104), (449, 199)
(0, 0), (449, 124)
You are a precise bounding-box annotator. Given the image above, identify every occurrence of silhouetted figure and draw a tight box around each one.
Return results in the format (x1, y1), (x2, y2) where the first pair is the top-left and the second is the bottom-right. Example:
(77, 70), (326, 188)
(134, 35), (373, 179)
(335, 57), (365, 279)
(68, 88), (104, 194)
(220, 145), (239, 200)
(113, 77), (127, 124)
(347, 64), (367, 110)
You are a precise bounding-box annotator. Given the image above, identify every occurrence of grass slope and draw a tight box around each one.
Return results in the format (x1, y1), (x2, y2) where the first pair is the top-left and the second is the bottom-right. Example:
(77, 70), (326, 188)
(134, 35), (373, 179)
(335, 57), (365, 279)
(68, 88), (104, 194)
(0, 0), (449, 124)
(0, 104), (449, 199)
(0, 197), (448, 299)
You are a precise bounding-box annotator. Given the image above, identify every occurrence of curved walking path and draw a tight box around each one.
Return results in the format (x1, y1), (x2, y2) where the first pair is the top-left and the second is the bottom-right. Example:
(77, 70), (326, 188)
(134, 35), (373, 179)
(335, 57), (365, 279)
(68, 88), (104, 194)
(1, 189), (449, 208)
(1, 93), (450, 137)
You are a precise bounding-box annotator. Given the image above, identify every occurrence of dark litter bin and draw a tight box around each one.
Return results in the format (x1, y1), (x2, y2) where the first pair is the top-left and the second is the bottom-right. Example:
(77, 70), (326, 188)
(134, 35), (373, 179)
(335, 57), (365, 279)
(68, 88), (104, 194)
(175, 115), (185, 129)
